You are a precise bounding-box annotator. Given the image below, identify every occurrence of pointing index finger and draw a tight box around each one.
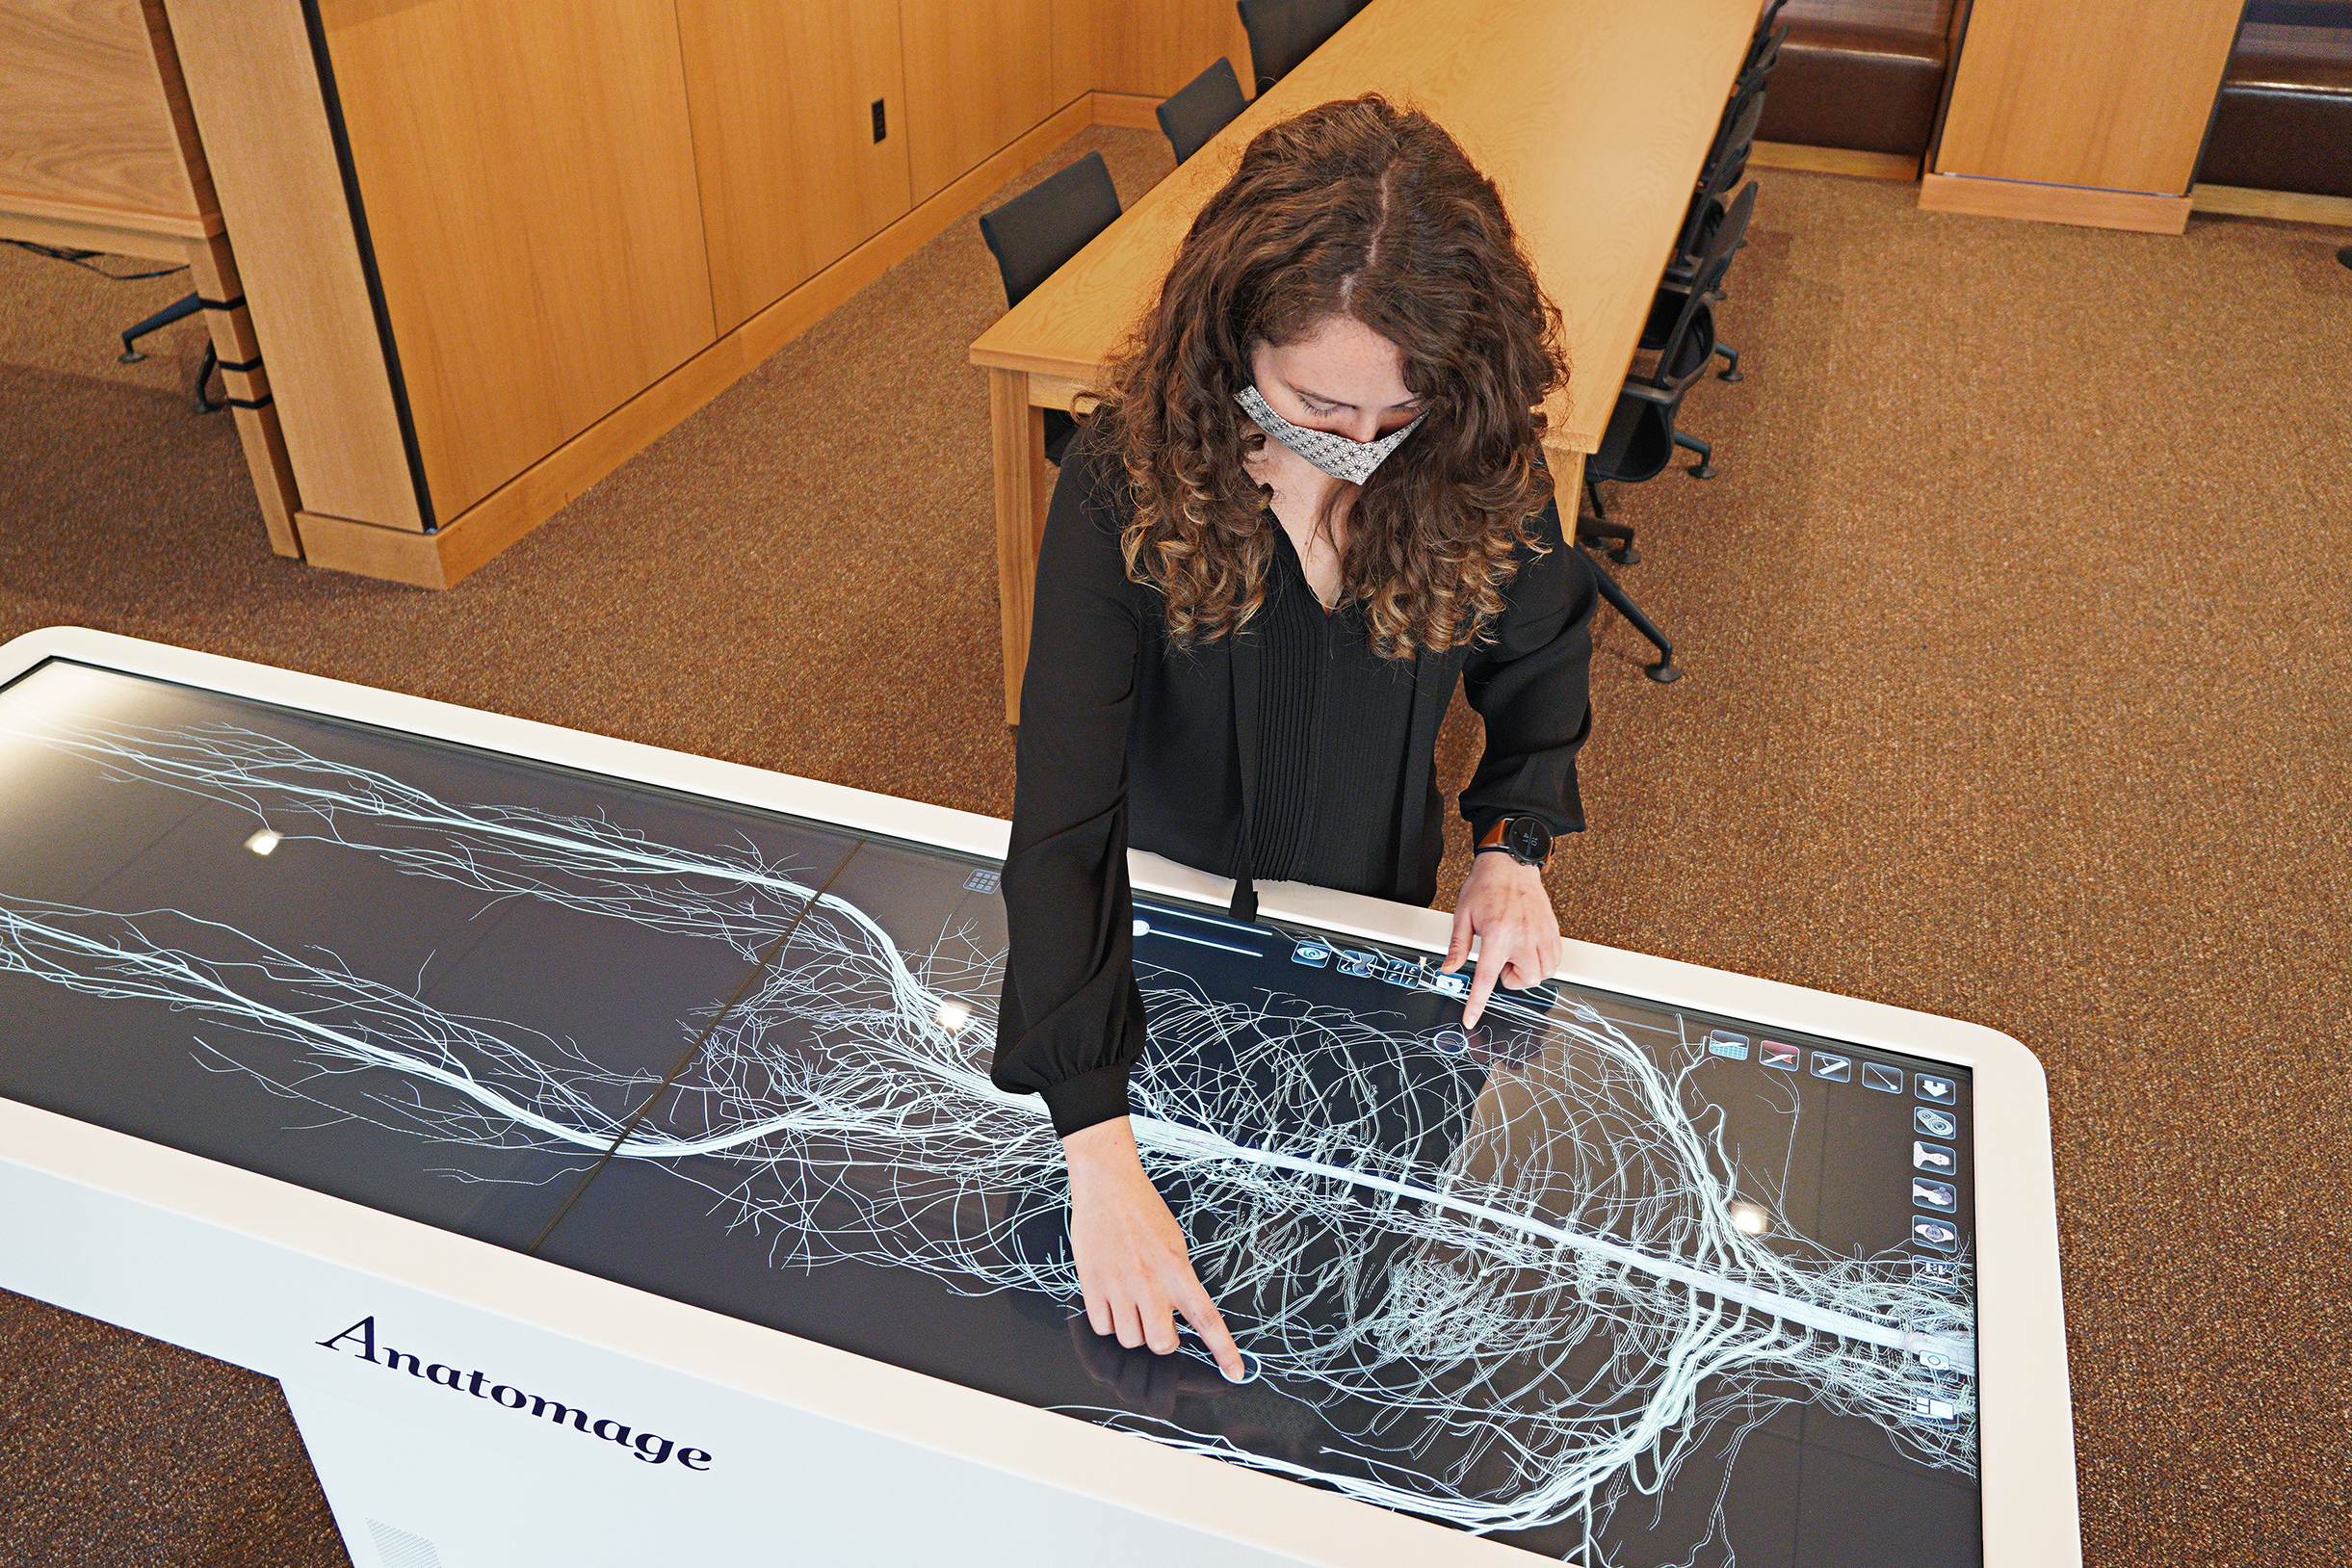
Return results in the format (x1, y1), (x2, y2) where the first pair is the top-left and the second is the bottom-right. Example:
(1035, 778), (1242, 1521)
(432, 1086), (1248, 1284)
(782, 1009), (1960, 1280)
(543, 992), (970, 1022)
(1180, 1287), (1246, 1382)
(1462, 939), (1504, 1031)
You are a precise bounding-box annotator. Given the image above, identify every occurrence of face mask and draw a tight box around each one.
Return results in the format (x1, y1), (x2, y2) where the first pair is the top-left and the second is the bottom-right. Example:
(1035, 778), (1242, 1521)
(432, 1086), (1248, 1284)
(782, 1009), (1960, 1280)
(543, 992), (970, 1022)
(1236, 384), (1427, 486)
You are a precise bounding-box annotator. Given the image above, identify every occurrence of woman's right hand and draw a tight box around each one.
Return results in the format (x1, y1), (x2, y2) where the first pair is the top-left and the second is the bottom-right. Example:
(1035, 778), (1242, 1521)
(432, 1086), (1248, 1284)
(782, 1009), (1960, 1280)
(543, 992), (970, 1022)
(1062, 1117), (1246, 1381)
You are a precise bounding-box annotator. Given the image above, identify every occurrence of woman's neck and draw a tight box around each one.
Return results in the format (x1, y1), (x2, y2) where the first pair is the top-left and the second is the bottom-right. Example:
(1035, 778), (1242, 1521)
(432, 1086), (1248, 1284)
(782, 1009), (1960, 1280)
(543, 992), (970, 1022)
(1244, 425), (1353, 611)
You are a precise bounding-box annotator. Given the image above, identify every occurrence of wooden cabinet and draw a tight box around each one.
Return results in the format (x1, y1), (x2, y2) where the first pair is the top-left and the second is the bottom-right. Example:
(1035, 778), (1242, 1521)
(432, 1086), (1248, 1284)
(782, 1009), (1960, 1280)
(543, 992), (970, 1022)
(901, 0), (1060, 205)
(678, 0), (913, 333)
(1921, 0), (2243, 232)
(319, 0), (716, 521)
(0, 0), (214, 225)
(135, 0), (1269, 585)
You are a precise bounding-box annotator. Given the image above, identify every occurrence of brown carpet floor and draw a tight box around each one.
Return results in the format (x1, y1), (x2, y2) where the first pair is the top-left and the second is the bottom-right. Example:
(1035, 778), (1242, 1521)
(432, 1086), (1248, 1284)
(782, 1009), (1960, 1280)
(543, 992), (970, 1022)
(3, 130), (2347, 1567)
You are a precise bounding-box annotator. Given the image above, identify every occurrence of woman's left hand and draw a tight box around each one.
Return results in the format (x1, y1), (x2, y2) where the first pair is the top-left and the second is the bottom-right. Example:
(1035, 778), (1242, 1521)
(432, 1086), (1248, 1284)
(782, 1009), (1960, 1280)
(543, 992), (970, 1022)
(1441, 852), (1563, 1030)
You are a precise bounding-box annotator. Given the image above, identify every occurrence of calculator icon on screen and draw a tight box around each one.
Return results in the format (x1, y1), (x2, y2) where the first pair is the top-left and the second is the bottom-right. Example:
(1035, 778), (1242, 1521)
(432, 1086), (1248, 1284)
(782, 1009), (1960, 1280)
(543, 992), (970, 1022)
(1915, 1107), (1959, 1139)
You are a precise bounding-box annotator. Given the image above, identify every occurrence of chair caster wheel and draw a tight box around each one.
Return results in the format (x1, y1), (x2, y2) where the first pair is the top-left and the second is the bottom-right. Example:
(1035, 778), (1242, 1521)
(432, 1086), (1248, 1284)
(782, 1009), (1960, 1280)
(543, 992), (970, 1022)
(1716, 368), (1742, 382)
(1608, 545), (1640, 565)
(1688, 462), (1716, 480)
(1646, 659), (1682, 685)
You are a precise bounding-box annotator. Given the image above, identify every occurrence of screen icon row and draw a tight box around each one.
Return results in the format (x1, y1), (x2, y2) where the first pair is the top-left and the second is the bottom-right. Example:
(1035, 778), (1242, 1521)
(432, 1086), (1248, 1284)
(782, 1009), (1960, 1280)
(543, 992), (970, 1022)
(1296, 941), (1474, 1001)
(1706, 1033), (1962, 1106)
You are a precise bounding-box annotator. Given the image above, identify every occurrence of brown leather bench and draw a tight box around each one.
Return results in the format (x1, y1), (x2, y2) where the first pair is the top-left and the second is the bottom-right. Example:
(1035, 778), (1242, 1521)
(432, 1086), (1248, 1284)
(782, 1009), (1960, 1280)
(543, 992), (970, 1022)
(1755, 19), (1950, 159)
(2199, 15), (2352, 198)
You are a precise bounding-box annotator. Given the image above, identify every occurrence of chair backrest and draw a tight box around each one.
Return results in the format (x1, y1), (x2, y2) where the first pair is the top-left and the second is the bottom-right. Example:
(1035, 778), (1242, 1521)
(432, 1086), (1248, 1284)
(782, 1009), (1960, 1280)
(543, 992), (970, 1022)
(978, 151), (1122, 309)
(1237, 0), (1356, 93)
(1648, 181), (1758, 390)
(1736, 22), (1787, 97)
(1157, 57), (1247, 165)
(1677, 91), (1764, 262)
(1743, 0), (1790, 73)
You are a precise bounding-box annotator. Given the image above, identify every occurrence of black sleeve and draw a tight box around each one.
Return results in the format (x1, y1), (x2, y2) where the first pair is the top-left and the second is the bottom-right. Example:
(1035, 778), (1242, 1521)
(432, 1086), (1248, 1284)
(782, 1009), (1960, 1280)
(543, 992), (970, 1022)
(991, 431), (1152, 1138)
(1458, 496), (1598, 841)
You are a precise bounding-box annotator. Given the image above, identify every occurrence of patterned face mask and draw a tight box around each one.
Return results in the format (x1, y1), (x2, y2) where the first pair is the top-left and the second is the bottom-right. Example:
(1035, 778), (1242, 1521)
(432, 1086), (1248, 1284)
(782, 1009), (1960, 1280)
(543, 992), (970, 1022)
(1236, 384), (1427, 486)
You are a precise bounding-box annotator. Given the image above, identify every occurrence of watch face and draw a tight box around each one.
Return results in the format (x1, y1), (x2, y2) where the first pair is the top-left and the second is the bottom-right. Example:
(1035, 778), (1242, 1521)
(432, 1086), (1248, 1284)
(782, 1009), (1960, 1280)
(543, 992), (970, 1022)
(1504, 816), (1551, 863)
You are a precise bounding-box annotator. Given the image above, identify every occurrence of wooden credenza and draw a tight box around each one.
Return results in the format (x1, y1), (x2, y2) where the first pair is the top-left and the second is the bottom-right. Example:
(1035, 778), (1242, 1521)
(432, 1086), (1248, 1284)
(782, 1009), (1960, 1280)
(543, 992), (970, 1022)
(9, 0), (1250, 586)
(1919, 0), (2248, 233)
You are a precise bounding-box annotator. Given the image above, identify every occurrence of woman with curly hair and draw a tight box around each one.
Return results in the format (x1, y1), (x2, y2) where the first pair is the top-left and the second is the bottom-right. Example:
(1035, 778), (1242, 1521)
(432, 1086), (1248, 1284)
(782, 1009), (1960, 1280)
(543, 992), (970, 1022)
(992, 95), (1597, 1381)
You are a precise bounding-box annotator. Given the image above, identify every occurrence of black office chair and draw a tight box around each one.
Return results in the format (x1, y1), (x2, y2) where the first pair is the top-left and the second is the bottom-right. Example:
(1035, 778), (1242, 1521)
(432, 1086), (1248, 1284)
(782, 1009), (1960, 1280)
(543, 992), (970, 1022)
(117, 292), (225, 414)
(1743, 0), (1790, 75)
(1580, 181), (1756, 551)
(979, 151), (1122, 466)
(1665, 91), (1764, 291)
(1571, 185), (1757, 685)
(1236, 0), (1357, 94)
(1158, 58), (1247, 166)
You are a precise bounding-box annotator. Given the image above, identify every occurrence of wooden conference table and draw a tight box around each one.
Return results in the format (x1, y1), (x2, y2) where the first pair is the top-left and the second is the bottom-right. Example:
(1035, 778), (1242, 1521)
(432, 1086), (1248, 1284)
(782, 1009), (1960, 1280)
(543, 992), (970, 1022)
(971, 0), (1759, 721)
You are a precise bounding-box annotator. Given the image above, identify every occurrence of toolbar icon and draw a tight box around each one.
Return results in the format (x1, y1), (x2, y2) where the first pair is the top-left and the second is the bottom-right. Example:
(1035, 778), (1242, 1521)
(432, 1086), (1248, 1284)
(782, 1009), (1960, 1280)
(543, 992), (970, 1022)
(1810, 1052), (1851, 1083)
(1336, 951), (1378, 979)
(1913, 1140), (1957, 1174)
(1911, 1215), (1960, 1251)
(1913, 1258), (1960, 1293)
(1291, 940), (1332, 968)
(1383, 957), (1424, 988)
(1916, 1073), (1958, 1106)
(1708, 1030), (1750, 1060)
(1912, 1178), (1958, 1213)
(1428, 970), (1469, 999)
(1861, 1062), (1904, 1093)
(1760, 1040), (1800, 1071)
(963, 868), (1000, 894)
(1910, 1396), (1960, 1424)
(1914, 1106), (1958, 1139)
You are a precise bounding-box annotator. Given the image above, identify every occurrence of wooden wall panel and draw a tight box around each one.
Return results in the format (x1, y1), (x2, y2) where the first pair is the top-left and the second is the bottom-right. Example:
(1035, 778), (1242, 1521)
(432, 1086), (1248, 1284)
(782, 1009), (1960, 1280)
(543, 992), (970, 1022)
(1085, 0), (1254, 99)
(163, 0), (422, 530)
(319, 0), (717, 522)
(1934, 0), (2244, 195)
(678, 0), (912, 333)
(1051, 0), (1096, 108)
(902, 0), (1059, 204)
(0, 0), (204, 222)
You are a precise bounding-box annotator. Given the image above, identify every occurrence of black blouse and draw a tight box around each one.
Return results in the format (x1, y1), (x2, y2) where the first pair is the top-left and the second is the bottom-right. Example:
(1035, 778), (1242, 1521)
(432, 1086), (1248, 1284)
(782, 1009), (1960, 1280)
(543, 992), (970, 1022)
(991, 426), (1598, 1137)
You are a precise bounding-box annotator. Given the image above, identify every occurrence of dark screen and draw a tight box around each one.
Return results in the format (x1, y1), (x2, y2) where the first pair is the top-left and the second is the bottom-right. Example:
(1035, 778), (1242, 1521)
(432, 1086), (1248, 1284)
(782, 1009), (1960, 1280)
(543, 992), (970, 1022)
(0, 661), (1978, 1565)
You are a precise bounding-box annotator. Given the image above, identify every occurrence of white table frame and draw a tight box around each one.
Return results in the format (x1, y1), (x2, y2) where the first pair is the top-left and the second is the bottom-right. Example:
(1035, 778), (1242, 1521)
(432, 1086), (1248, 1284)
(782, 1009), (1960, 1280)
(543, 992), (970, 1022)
(0, 626), (2080, 1567)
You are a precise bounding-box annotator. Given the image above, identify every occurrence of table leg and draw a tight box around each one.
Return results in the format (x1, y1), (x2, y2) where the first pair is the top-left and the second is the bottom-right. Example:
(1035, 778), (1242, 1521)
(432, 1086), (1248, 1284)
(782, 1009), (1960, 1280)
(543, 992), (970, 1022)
(989, 367), (1048, 726)
(187, 232), (302, 558)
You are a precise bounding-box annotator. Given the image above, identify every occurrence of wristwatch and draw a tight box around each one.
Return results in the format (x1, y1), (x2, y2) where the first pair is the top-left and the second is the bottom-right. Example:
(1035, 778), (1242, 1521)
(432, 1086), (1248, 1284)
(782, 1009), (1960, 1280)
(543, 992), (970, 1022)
(1476, 814), (1553, 869)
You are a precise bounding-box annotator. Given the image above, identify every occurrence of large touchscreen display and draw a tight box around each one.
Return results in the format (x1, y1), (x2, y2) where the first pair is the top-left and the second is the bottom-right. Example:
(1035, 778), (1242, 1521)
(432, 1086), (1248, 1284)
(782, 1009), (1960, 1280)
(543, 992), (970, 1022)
(0, 661), (1978, 1566)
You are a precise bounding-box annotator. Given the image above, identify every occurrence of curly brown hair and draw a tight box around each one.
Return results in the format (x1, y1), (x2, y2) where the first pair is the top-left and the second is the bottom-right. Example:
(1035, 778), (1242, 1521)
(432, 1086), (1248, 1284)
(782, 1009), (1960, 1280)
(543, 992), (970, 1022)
(1091, 94), (1567, 657)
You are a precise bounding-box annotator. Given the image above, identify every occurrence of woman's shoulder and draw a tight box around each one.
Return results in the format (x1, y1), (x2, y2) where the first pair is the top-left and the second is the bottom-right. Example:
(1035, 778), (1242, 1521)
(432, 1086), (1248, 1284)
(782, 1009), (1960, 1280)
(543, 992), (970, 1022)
(1485, 487), (1591, 637)
(1054, 416), (1133, 527)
